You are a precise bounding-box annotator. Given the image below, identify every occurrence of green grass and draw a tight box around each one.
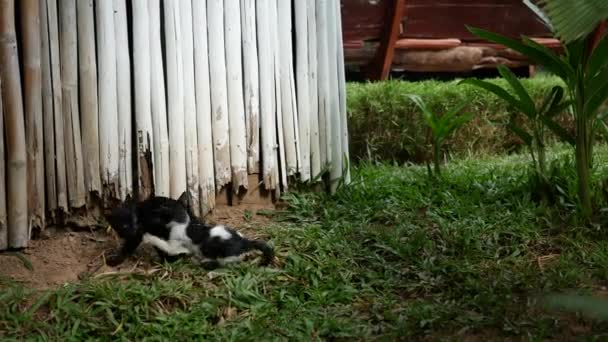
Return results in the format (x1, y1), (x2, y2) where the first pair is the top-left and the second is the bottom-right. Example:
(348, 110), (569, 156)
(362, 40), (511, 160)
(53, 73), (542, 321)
(347, 75), (573, 163)
(3, 145), (608, 340)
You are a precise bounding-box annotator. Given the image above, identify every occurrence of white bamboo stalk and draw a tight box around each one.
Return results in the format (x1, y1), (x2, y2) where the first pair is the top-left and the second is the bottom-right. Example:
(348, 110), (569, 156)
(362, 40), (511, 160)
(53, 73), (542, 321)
(133, 0), (154, 199)
(180, 0), (200, 215)
(0, 0), (28, 247)
(77, 0), (101, 195)
(316, 0), (332, 169)
(271, 0), (287, 191)
(224, 0), (248, 192)
(192, 0), (215, 215)
(39, 0), (56, 212)
(241, 0), (260, 174)
(21, 0), (45, 229)
(327, 0), (343, 192)
(335, 0), (350, 184)
(59, 0), (86, 208)
(207, 0), (231, 191)
(256, 0), (277, 190)
(277, 0), (299, 177)
(308, 0), (321, 179)
(113, 0), (131, 200)
(96, 0), (120, 197)
(295, 0), (311, 182)
(0, 77), (7, 249)
(164, 0), (187, 199)
(48, 0), (68, 210)
(148, 0), (170, 197)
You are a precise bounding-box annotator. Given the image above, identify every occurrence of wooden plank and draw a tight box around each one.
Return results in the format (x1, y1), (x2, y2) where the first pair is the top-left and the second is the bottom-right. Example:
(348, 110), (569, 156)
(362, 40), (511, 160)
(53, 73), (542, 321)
(0, 0), (28, 247)
(271, 0), (287, 192)
(225, 0), (248, 192)
(21, 0), (45, 229)
(0, 76), (6, 249)
(335, 0), (350, 185)
(362, 0), (405, 80)
(114, 0), (132, 200)
(308, 0), (321, 180)
(39, 0), (57, 213)
(164, 0), (187, 199)
(192, 0), (215, 215)
(148, 0), (170, 197)
(180, 0), (200, 213)
(295, 0), (311, 181)
(207, 0), (232, 191)
(77, 0), (101, 196)
(317, 0), (331, 166)
(241, 0), (260, 174)
(327, 0), (342, 192)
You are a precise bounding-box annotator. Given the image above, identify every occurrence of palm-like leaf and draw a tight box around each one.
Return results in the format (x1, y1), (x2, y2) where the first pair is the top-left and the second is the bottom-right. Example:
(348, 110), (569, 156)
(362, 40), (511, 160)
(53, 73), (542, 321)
(539, 0), (608, 44)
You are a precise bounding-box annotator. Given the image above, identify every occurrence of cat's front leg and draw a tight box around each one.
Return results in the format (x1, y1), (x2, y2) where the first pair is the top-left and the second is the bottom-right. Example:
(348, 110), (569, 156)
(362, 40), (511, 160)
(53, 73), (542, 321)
(106, 233), (142, 266)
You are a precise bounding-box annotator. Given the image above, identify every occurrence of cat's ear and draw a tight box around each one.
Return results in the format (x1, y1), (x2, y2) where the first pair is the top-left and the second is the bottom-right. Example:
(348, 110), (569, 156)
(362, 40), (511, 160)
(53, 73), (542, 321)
(177, 191), (192, 209)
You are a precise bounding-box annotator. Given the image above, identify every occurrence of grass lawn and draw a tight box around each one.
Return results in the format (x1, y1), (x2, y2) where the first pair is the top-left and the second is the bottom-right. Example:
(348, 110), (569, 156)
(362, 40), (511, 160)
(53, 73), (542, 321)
(3, 144), (608, 340)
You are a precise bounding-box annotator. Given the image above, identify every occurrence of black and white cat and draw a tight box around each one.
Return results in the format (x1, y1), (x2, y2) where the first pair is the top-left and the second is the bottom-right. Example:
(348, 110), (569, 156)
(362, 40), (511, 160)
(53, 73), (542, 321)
(106, 194), (274, 269)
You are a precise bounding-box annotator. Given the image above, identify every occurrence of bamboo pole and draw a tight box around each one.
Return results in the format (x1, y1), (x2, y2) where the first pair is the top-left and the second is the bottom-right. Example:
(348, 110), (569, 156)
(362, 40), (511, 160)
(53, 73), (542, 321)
(316, 0), (332, 169)
(59, 0), (86, 208)
(335, 0), (350, 184)
(164, 0), (187, 199)
(208, 0), (232, 191)
(224, 0), (248, 192)
(0, 77), (7, 249)
(241, 0), (260, 174)
(39, 0), (56, 213)
(192, 0), (215, 215)
(271, 0), (287, 191)
(133, 0), (155, 199)
(327, 0), (343, 192)
(114, 0), (132, 200)
(308, 0), (321, 179)
(21, 0), (45, 229)
(277, 0), (299, 177)
(295, 0), (311, 182)
(48, 0), (68, 210)
(256, 0), (277, 190)
(148, 0), (170, 197)
(77, 0), (101, 195)
(0, 0), (29, 247)
(96, 0), (120, 197)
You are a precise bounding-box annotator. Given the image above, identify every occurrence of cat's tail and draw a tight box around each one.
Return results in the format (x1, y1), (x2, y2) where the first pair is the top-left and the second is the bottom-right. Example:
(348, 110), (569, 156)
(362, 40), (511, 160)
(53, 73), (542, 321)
(247, 239), (274, 266)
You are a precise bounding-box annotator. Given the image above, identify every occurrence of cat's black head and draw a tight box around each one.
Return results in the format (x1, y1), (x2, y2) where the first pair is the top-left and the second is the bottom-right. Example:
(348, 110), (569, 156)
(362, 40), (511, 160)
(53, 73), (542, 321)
(106, 206), (139, 239)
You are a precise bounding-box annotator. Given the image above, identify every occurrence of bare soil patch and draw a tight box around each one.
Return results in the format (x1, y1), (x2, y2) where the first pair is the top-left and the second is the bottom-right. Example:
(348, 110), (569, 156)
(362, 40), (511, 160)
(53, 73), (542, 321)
(0, 204), (275, 289)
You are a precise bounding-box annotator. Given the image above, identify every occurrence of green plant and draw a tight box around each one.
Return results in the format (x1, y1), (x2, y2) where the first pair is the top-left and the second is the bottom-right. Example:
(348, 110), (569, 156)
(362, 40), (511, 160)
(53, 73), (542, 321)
(406, 94), (473, 176)
(465, 25), (608, 218)
(460, 65), (571, 184)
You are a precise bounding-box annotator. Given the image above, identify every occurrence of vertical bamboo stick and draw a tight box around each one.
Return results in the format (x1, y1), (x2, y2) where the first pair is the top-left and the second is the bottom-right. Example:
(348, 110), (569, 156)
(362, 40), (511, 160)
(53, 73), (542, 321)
(277, 0), (299, 177)
(113, 0), (132, 200)
(77, 0), (101, 195)
(133, 0), (154, 199)
(256, 0), (277, 190)
(59, 0), (86, 208)
(241, 0), (260, 174)
(225, 0), (248, 192)
(295, 0), (311, 182)
(335, 0), (350, 184)
(21, 0), (45, 229)
(271, 0), (287, 191)
(207, 0), (231, 191)
(164, 0), (187, 199)
(148, 0), (170, 197)
(316, 0), (331, 169)
(192, 0), (215, 215)
(48, 0), (68, 210)
(0, 0), (29, 247)
(96, 0), (120, 197)
(180, 0), (200, 214)
(0, 77), (7, 249)
(308, 0), (321, 179)
(327, 0), (343, 192)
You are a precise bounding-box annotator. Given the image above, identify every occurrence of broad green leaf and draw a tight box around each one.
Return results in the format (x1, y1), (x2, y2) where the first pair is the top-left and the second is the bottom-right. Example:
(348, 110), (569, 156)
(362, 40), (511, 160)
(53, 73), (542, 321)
(588, 33), (608, 76)
(459, 78), (530, 116)
(565, 37), (589, 68)
(467, 26), (571, 80)
(540, 0), (608, 44)
(539, 86), (564, 116)
(440, 98), (471, 125)
(506, 121), (533, 146)
(586, 66), (608, 98)
(541, 116), (575, 145)
(521, 36), (575, 81)
(497, 65), (537, 118)
(546, 99), (574, 118)
(585, 80), (608, 119)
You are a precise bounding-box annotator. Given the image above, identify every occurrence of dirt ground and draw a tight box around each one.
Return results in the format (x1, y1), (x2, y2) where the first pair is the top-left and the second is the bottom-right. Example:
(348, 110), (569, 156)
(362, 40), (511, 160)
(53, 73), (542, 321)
(0, 204), (276, 289)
